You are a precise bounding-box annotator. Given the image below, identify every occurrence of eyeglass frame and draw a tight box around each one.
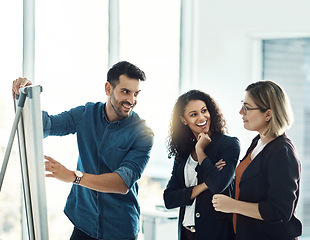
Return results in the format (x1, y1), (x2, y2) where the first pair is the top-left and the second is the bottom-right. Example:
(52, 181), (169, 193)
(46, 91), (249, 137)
(241, 101), (267, 115)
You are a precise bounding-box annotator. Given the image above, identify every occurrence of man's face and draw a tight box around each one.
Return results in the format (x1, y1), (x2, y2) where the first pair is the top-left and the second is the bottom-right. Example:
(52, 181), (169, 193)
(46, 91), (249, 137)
(105, 74), (141, 122)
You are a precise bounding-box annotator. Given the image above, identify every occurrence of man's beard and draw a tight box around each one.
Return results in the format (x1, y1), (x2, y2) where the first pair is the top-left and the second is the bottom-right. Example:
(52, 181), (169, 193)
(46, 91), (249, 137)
(110, 93), (135, 119)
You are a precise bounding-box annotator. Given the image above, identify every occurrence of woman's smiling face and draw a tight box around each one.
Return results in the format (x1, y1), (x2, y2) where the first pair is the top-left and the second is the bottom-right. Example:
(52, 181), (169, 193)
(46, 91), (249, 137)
(181, 100), (211, 139)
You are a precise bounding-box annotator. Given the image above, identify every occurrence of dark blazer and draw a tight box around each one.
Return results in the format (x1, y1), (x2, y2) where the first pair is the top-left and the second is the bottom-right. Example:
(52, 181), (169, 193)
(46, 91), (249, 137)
(164, 133), (240, 240)
(236, 134), (302, 240)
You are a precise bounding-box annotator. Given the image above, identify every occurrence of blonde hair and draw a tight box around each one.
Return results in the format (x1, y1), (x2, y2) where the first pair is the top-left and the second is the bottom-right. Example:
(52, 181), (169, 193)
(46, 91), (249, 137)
(246, 80), (294, 137)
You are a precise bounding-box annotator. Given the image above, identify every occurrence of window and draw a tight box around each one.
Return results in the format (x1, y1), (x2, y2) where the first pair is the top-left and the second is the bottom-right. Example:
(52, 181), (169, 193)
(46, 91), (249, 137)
(262, 38), (310, 236)
(0, 1), (181, 239)
(0, 0), (23, 239)
(119, 0), (181, 180)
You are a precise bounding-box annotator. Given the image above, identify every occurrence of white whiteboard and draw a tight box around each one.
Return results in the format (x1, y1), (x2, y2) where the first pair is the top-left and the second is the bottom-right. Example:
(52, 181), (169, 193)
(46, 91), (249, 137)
(16, 85), (49, 240)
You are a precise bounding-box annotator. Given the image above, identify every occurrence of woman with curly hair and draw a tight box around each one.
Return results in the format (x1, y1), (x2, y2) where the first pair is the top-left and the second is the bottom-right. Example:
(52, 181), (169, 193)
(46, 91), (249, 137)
(164, 90), (240, 240)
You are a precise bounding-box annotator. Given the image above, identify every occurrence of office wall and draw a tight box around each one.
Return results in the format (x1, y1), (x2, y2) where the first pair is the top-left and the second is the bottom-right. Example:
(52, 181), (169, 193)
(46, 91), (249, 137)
(191, 0), (310, 151)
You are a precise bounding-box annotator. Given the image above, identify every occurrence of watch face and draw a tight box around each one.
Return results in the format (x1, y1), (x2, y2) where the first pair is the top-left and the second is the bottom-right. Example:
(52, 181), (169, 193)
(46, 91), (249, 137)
(75, 170), (83, 177)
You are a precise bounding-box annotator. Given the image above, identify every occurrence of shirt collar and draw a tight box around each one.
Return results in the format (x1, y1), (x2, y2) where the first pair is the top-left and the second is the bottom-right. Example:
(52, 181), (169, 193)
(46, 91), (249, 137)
(102, 103), (133, 126)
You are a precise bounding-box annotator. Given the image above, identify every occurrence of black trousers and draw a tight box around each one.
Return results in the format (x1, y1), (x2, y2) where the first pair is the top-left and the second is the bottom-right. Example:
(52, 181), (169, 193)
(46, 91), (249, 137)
(181, 226), (196, 240)
(70, 227), (138, 240)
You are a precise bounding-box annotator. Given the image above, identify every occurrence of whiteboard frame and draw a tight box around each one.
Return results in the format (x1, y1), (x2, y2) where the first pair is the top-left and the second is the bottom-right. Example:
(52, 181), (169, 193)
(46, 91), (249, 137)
(16, 85), (49, 240)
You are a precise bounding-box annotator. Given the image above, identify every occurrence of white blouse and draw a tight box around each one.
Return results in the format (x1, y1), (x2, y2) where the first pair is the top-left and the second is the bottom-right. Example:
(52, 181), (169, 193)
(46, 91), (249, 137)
(251, 138), (267, 160)
(182, 154), (198, 227)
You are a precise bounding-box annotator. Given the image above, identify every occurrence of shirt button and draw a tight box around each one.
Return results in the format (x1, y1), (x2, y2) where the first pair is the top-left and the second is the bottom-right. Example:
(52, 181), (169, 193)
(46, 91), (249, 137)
(195, 213), (200, 218)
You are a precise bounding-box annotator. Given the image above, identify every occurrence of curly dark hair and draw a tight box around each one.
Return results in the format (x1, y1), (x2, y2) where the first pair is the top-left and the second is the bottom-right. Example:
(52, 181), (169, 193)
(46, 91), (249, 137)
(167, 90), (227, 161)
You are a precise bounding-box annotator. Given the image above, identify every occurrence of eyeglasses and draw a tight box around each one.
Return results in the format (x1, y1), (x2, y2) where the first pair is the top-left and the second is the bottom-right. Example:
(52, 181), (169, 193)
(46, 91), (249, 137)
(241, 101), (261, 115)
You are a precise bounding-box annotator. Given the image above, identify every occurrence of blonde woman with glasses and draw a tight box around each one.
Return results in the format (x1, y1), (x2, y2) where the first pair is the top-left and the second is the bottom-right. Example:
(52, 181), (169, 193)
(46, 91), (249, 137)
(212, 80), (302, 240)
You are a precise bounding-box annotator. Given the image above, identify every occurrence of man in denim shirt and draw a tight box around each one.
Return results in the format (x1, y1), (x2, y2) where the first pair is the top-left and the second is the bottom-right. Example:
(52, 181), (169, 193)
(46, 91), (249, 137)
(12, 61), (154, 240)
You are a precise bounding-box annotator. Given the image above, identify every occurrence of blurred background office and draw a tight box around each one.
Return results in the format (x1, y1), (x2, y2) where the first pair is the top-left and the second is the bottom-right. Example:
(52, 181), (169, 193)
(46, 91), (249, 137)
(0, 0), (310, 239)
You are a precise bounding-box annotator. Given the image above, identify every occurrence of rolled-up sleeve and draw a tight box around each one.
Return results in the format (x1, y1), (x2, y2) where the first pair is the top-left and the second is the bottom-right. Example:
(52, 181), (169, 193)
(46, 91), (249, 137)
(115, 129), (154, 189)
(42, 111), (51, 138)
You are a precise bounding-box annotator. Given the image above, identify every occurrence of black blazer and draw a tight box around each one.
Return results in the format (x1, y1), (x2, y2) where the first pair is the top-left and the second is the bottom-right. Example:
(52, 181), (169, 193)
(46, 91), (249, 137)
(235, 134), (302, 240)
(164, 133), (240, 240)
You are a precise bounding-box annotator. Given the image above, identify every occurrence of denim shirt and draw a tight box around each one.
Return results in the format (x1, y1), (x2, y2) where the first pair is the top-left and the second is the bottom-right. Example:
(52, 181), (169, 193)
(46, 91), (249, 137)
(42, 102), (154, 239)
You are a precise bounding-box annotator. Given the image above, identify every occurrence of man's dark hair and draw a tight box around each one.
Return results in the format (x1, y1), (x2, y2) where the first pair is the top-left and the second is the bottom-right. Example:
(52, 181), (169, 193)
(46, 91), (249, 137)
(107, 61), (146, 87)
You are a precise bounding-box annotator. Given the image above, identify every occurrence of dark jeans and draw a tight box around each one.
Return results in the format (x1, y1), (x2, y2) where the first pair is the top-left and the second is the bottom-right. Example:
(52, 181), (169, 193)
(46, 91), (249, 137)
(181, 226), (195, 240)
(70, 227), (138, 240)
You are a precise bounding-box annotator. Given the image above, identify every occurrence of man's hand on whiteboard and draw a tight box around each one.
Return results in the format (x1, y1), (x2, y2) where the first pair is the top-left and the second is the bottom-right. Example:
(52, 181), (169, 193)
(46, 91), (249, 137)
(12, 77), (33, 99)
(45, 155), (76, 183)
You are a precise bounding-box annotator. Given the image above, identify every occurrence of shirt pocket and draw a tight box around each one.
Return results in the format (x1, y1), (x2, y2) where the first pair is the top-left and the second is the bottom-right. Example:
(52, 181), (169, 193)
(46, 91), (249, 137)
(99, 146), (129, 172)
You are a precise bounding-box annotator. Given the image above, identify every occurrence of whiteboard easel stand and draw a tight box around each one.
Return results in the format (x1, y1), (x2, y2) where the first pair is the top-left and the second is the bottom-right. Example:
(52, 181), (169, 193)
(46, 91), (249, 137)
(0, 86), (49, 240)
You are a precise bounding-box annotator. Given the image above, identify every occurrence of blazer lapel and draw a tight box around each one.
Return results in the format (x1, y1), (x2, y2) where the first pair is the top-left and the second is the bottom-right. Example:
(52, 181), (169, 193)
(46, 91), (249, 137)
(239, 153), (263, 185)
(239, 135), (262, 185)
(177, 156), (189, 188)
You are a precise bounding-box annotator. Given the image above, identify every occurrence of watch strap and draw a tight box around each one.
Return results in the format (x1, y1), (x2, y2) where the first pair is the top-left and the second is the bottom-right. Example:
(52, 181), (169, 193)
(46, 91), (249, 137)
(73, 176), (82, 185)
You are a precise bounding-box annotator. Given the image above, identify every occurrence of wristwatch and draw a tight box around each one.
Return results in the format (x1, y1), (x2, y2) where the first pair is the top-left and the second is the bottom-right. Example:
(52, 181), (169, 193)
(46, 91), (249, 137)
(73, 170), (83, 185)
